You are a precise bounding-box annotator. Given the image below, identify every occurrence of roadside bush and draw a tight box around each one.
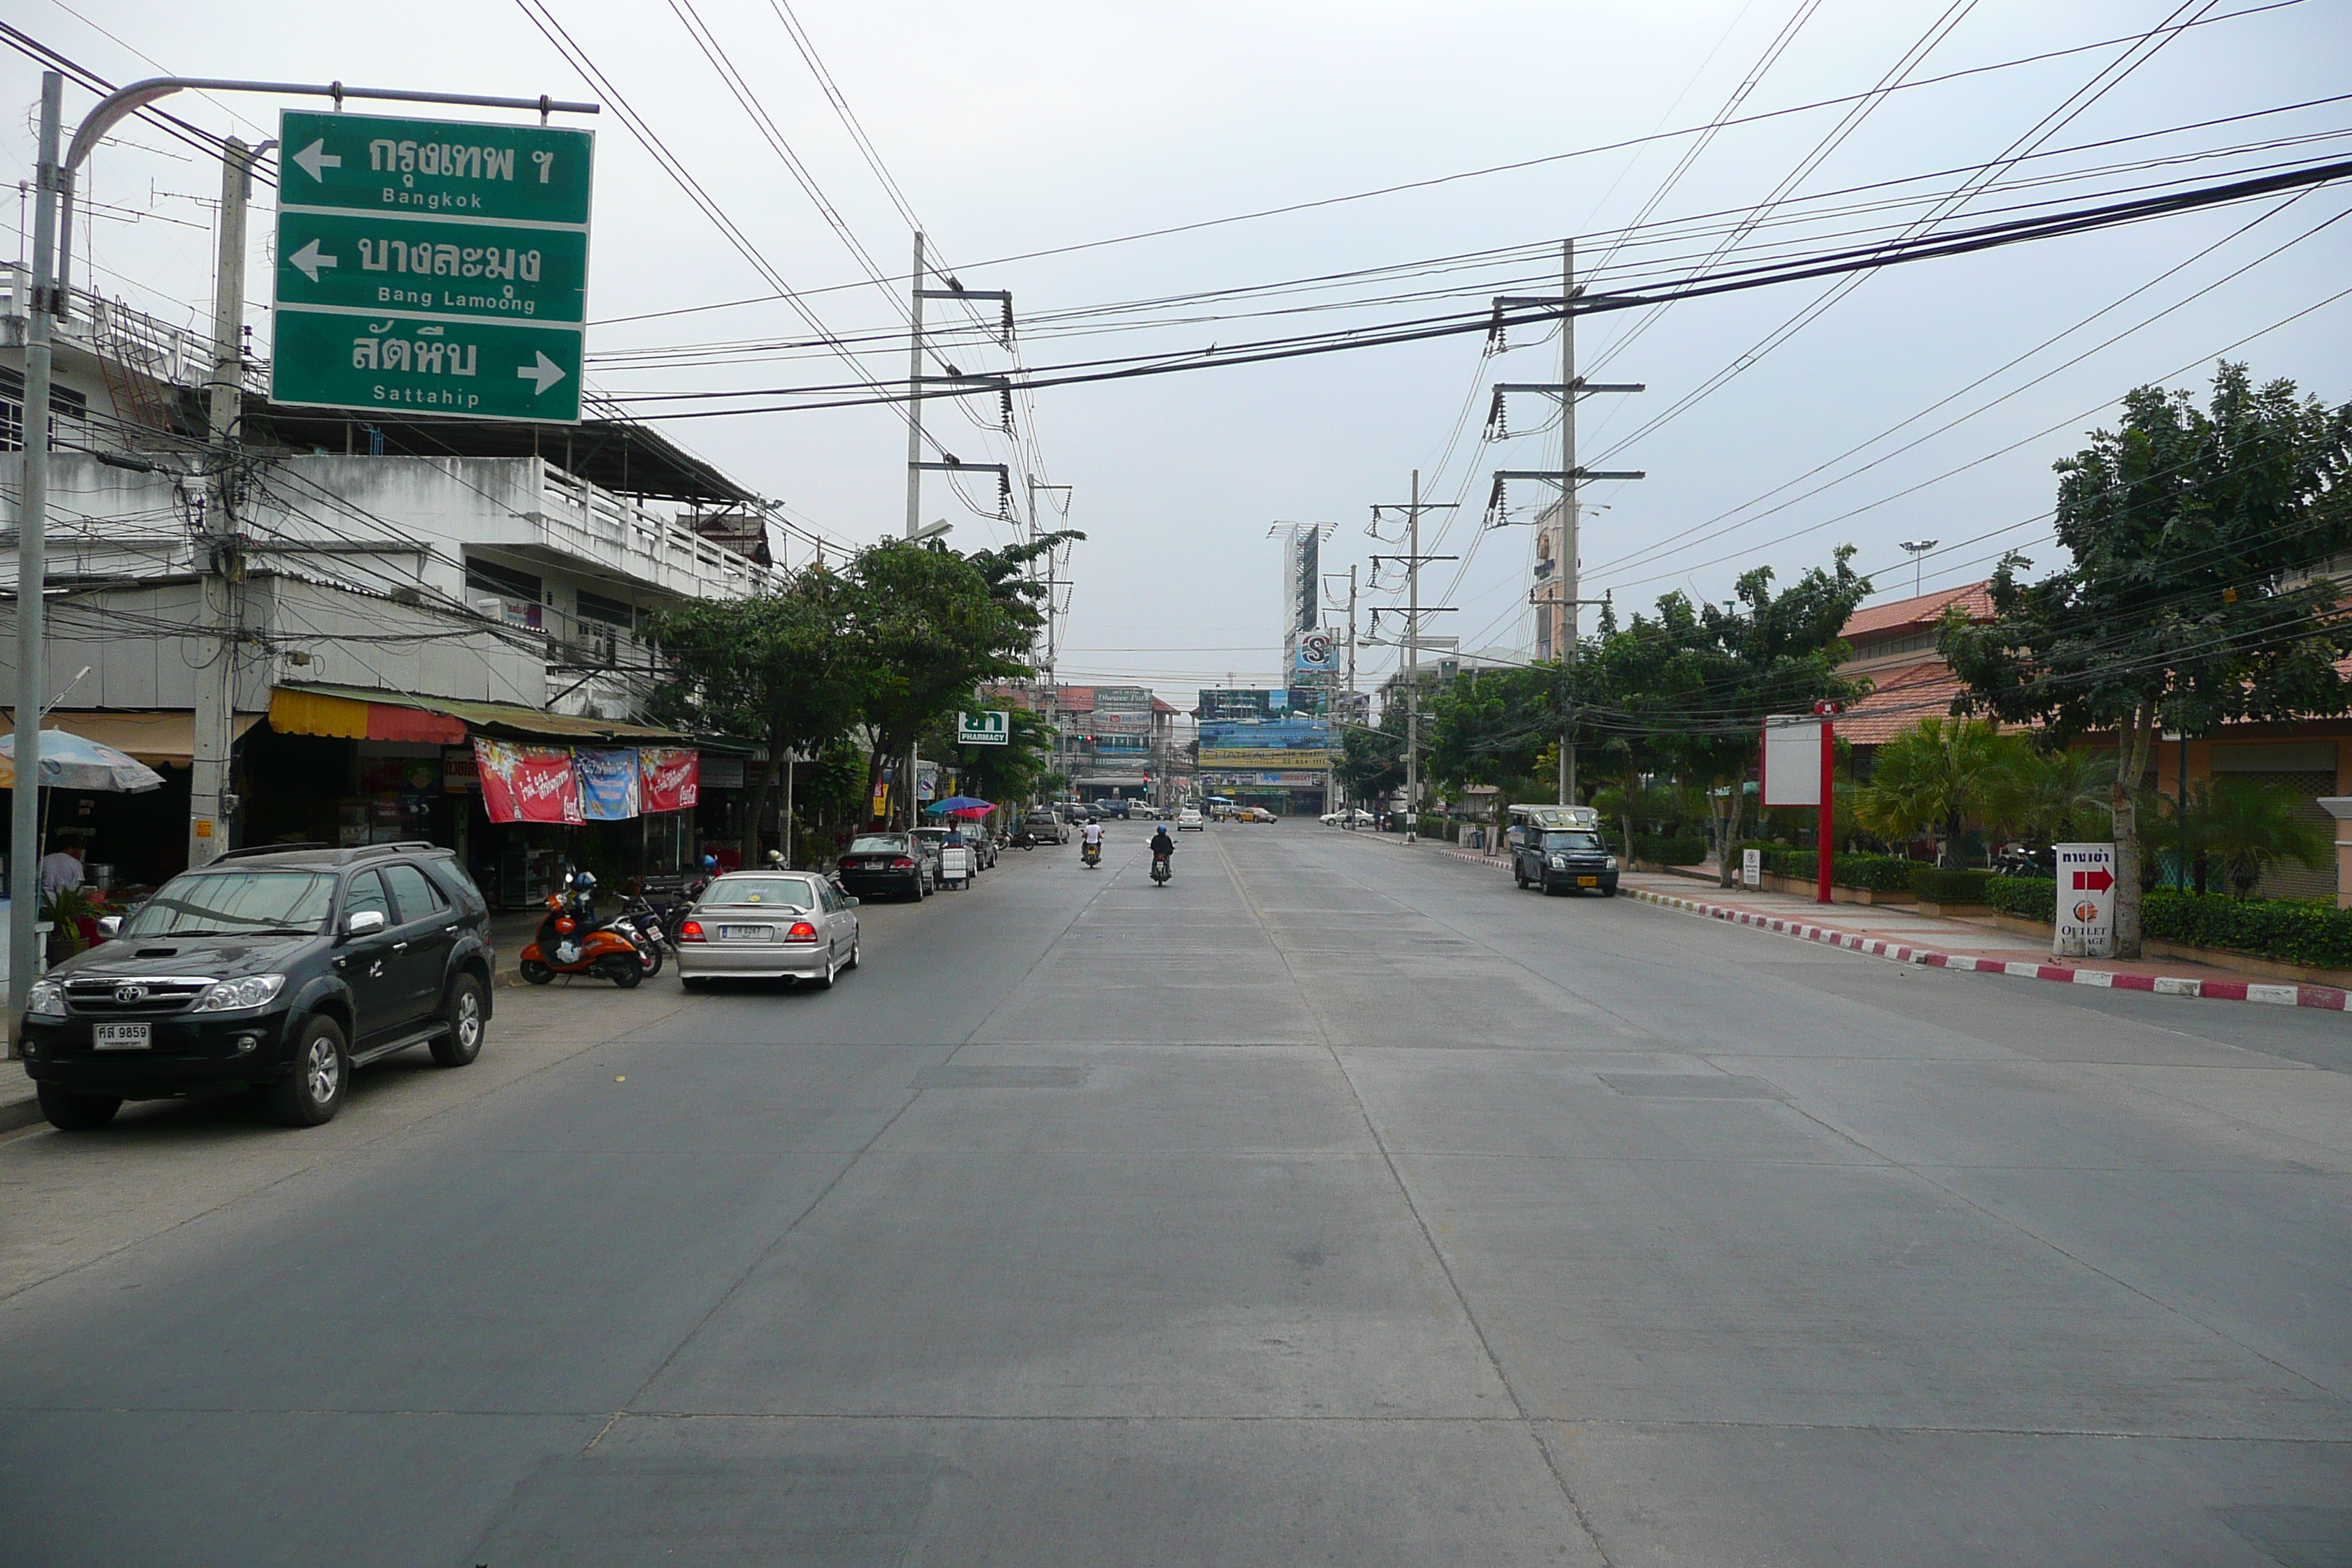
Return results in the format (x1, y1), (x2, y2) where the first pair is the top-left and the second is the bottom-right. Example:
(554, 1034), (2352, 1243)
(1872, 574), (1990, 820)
(1752, 849), (1913, 889)
(1634, 835), (1708, 866)
(1910, 867), (1994, 905)
(2143, 890), (2352, 972)
(1986, 876), (2057, 923)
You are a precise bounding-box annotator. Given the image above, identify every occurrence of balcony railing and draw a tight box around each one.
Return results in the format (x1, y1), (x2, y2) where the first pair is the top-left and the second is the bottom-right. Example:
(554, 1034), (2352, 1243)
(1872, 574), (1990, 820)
(535, 463), (782, 601)
(0, 268), (222, 392)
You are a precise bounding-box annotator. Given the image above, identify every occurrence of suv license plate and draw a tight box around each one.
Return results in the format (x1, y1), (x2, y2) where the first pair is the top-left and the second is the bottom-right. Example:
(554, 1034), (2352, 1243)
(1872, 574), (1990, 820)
(93, 1022), (151, 1050)
(1577, 876), (1599, 887)
(717, 926), (772, 941)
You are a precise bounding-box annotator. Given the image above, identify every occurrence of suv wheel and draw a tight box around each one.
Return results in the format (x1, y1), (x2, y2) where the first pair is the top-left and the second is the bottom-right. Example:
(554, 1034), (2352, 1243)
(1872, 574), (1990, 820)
(274, 1015), (349, 1127)
(430, 973), (487, 1067)
(37, 1082), (121, 1131)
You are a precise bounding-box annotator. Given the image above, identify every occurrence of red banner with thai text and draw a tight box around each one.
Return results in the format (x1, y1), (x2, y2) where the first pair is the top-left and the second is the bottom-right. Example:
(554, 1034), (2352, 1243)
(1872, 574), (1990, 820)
(474, 737), (584, 825)
(639, 747), (701, 813)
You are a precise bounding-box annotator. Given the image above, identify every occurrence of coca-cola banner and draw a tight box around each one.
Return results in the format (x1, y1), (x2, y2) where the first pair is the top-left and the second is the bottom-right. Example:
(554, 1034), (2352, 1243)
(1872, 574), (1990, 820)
(575, 748), (641, 821)
(474, 738), (584, 825)
(639, 747), (701, 813)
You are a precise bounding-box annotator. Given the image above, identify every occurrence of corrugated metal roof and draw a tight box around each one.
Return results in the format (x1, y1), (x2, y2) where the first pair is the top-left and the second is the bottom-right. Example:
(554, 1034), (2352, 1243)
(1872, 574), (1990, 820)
(273, 682), (690, 744)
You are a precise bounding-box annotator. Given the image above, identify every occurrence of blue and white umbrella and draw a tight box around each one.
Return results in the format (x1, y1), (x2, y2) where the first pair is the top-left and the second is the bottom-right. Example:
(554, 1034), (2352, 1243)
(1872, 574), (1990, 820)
(0, 728), (167, 793)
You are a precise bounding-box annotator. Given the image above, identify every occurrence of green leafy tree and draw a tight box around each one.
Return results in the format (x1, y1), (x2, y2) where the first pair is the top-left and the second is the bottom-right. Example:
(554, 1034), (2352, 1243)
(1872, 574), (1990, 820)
(1945, 363), (2352, 955)
(1981, 744), (2115, 845)
(2191, 776), (2331, 898)
(1851, 717), (2010, 865)
(1335, 713), (1406, 802)
(643, 568), (867, 865)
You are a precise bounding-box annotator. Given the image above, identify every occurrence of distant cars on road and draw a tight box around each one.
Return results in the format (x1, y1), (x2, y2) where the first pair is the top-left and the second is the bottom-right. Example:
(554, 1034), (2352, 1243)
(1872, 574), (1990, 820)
(1177, 808), (1205, 832)
(836, 832), (935, 902)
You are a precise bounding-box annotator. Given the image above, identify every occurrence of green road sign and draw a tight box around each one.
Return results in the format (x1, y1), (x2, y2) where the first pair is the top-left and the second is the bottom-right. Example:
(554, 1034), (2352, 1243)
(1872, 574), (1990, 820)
(274, 211), (587, 324)
(958, 711), (1011, 746)
(277, 110), (592, 225)
(272, 109), (592, 423)
(270, 311), (582, 424)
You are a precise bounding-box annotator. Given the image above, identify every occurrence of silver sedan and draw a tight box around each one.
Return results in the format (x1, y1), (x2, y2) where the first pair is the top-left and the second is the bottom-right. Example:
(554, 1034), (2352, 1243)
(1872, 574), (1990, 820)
(676, 872), (861, 989)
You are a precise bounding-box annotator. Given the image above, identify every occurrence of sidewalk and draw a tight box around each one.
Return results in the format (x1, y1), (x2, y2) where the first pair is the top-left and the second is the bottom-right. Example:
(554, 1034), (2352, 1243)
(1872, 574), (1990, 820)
(1424, 837), (2348, 1012)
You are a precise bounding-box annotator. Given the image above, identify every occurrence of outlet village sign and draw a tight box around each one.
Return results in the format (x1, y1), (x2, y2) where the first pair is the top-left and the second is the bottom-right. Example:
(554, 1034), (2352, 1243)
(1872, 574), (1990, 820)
(271, 110), (593, 423)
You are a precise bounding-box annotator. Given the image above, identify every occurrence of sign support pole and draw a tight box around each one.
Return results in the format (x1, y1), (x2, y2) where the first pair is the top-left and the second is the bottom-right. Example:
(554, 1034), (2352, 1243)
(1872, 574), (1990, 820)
(1815, 701), (1836, 906)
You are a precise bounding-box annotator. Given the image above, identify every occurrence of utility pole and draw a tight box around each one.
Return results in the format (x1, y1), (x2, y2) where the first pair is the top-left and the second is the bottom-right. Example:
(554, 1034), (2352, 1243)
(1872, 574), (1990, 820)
(9, 72), (63, 1047)
(904, 232), (925, 538)
(1321, 562), (1360, 813)
(1369, 473), (1458, 844)
(1488, 238), (1645, 807)
(189, 135), (257, 868)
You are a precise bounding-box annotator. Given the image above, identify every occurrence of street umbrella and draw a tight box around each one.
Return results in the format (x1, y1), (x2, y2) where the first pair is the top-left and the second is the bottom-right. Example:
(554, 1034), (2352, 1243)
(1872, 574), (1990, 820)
(0, 728), (167, 794)
(925, 794), (995, 818)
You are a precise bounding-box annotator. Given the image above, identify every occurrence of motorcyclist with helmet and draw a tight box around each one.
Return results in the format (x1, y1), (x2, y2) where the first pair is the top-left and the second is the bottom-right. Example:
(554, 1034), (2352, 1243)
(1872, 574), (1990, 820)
(1149, 823), (1175, 883)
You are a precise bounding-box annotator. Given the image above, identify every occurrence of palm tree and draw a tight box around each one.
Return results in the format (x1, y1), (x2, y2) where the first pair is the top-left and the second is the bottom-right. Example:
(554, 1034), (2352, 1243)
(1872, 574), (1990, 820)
(1983, 744), (2115, 845)
(2192, 776), (2329, 897)
(1852, 717), (2010, 866)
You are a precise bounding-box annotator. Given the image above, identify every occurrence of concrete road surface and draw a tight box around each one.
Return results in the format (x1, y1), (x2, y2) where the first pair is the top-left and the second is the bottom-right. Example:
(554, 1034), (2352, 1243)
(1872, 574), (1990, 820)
(2, 823), (2345, 1566)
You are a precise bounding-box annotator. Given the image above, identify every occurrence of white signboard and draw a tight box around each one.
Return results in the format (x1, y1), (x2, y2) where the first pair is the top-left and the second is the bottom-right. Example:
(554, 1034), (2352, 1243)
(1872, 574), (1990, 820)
(957, 710), (1011, 746)
(1761, 716), (1824, 808)
(1743, 847), (1762, 889)
(2053, 841), (2117, 960)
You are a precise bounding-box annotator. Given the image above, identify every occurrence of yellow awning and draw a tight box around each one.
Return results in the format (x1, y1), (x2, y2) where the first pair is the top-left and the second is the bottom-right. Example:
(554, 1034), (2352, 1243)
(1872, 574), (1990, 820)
(34, 710), (262, 766)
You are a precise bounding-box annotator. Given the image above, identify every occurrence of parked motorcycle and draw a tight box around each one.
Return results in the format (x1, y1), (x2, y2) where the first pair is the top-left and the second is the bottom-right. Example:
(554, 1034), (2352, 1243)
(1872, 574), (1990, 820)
(520, 872), (645, 988)
(1013, 827), (1037, 850)
(610, 881), (670, 978)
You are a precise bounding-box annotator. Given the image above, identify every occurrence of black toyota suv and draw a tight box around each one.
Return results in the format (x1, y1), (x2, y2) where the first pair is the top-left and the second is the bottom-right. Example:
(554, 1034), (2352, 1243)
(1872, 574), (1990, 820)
(1511, 826), (1621, 897)
(18, 842), (496, 1131)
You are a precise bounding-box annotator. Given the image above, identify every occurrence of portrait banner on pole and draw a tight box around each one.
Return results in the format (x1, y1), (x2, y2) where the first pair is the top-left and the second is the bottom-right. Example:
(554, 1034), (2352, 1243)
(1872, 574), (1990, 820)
(575, 748), (641, 821)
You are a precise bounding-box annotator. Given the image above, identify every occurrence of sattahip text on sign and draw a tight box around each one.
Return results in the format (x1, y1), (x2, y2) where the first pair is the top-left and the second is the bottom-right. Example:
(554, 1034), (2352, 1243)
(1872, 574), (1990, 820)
(271, 110), (592, 423)
(2053, 842), (2117, 960)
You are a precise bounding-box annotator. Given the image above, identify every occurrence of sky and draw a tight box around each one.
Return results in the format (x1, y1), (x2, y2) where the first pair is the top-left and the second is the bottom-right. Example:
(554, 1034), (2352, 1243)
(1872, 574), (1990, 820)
(6, 0), (2349, 707)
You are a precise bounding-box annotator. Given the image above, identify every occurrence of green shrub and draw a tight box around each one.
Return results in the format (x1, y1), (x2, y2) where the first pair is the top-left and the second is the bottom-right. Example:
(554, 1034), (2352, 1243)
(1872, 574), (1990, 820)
(1987, 876), (2057, 922)
(2143, 890), (2352, 971)
(1634, 835), (1708, 866)
(1910, 867), (1994, 905)
(1751, 848), (1913, 889)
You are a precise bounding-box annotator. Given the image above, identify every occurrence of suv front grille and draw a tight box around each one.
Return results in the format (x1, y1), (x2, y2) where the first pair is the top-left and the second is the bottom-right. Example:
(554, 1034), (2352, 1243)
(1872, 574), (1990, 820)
(66, 978), (212, 1015)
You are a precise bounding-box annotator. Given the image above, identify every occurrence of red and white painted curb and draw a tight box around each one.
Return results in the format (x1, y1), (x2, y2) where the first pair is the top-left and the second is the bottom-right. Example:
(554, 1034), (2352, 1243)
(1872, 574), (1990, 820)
(1623, 886), (2346, 1011)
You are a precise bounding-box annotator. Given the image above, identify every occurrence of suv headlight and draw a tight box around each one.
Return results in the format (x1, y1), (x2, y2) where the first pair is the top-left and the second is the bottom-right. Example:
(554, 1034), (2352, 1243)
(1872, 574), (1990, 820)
(1550, 854), (1569, 870)
(1605, 856), (1619, 871)
(192, 975), (287, 1012)
(24, 979), (67, 1018)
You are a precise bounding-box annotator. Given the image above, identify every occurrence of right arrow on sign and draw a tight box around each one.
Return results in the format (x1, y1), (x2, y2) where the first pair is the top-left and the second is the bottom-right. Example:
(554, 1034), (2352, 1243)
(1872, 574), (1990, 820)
(2073, 868), (2114, 892)
(516, 351), (567, 395)
(292, 140), (342, 181)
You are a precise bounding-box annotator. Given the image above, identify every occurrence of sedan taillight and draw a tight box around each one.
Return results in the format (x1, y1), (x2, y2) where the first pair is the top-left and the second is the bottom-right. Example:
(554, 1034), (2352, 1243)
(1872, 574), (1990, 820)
(785, 921), (818, 944)
(837, 857), (856, 870)
(679, 920), (706, 943)
(889, 856), (916, 869)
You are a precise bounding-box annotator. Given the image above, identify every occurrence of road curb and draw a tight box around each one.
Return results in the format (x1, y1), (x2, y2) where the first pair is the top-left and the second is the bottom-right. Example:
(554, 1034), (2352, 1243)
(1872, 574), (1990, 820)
(1624, 886), (2348, 1011)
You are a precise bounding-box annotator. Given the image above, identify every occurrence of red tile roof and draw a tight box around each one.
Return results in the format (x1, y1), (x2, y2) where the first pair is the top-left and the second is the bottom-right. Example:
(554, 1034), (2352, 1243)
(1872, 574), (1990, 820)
(1838, 660), (1970, 745)
(1842, 581), (1994, 642)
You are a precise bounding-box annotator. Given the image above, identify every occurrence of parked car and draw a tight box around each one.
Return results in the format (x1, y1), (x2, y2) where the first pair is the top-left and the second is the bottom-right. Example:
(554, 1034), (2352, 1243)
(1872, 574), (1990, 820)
(1022, 810), (1069, 845)
(1321, 808), (1376, 826)
(1242, 807), (1278, 823)
(1177, 807), (1205, 832)
(18, 842), (495, 1131)
(1510, 824), (1621, 897)
(676, 871), (859, 990)
(836, 832), (934, 901)
(1098, 799), (1131, 819)
(971, 832), (999, 869)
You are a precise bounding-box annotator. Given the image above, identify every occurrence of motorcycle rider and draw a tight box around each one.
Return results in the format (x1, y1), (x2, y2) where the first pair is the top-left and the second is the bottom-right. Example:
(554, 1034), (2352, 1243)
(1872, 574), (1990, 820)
(1079, 818), (1104, 865)
(1149, 823), (1175, 879)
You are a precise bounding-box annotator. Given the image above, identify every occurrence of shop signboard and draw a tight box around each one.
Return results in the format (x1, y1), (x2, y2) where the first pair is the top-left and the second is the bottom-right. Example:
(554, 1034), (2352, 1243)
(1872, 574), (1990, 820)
(1093, 686), (1152, 713)
(575, 748), (641, 821)
(2054, 842), (2117, 959)
(640, 747), (700, 812)
(271, 109), (593, 423)
(957, 710), (1011, 746)
(475, 737), (584, 824)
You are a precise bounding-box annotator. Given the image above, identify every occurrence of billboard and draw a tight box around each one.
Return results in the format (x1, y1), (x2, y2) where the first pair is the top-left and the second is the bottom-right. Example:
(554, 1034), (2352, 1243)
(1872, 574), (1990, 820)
(1284, 528), (1319, 636)
(1199, 715), (1333, 769)
(1199, 687), (1283, 722)
(1093, 685), (1152, 713)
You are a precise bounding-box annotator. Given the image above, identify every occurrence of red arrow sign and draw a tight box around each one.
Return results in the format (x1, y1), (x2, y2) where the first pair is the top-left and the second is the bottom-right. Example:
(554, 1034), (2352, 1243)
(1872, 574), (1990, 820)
(2073, 868), (2114, 893)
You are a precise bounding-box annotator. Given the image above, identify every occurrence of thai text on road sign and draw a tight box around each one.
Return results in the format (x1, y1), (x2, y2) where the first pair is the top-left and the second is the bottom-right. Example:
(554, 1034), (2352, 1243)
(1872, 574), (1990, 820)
(2054, 842), (2117, 960)
(271, 109), (592, 423)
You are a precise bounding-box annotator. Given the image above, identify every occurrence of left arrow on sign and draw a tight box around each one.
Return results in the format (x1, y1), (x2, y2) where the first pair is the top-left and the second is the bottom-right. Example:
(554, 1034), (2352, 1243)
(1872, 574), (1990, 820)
(516, 351), (567, 395)
(292, 140), (342, 181)
(288, 238), (339, 283)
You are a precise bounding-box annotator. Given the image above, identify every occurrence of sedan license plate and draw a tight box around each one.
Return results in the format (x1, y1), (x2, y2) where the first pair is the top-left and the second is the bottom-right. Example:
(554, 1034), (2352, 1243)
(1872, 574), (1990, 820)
(1577, 876), (1599, 887)
(93, 1022), (151, 1050)
(717, 925), (772, 941)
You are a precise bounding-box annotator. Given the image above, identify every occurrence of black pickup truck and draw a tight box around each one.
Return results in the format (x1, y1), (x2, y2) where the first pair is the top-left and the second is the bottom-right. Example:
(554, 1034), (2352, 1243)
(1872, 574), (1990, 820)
(18, 842), (496, 1131)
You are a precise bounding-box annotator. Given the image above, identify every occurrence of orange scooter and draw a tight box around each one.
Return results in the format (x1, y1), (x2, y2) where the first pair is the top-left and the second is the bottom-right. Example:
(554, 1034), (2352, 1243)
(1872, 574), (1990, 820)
(518, 871), (644, 988)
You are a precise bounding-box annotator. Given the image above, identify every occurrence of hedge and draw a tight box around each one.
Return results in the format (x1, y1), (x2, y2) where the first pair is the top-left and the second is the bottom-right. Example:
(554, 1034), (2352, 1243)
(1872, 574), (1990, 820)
(2143, 890), (2352, 972)
(1910, 867), (1993, 905)
(1986, 876), (2057, 922)
(1743, 848), (1915, 890)
(1634, 835), (1708, 866)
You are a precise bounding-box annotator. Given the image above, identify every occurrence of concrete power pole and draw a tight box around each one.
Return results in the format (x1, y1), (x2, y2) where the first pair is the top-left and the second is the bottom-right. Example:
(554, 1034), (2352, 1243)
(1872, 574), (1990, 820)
(1370, 474), (1457, 845)
(189, 135), (257, 868)
(9, 72), (63, 1044)
(904, 231), (925, 539)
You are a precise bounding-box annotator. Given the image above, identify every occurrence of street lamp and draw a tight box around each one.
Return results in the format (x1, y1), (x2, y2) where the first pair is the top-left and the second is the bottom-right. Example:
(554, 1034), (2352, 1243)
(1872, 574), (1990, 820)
(1899, 539), (1940, 599)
